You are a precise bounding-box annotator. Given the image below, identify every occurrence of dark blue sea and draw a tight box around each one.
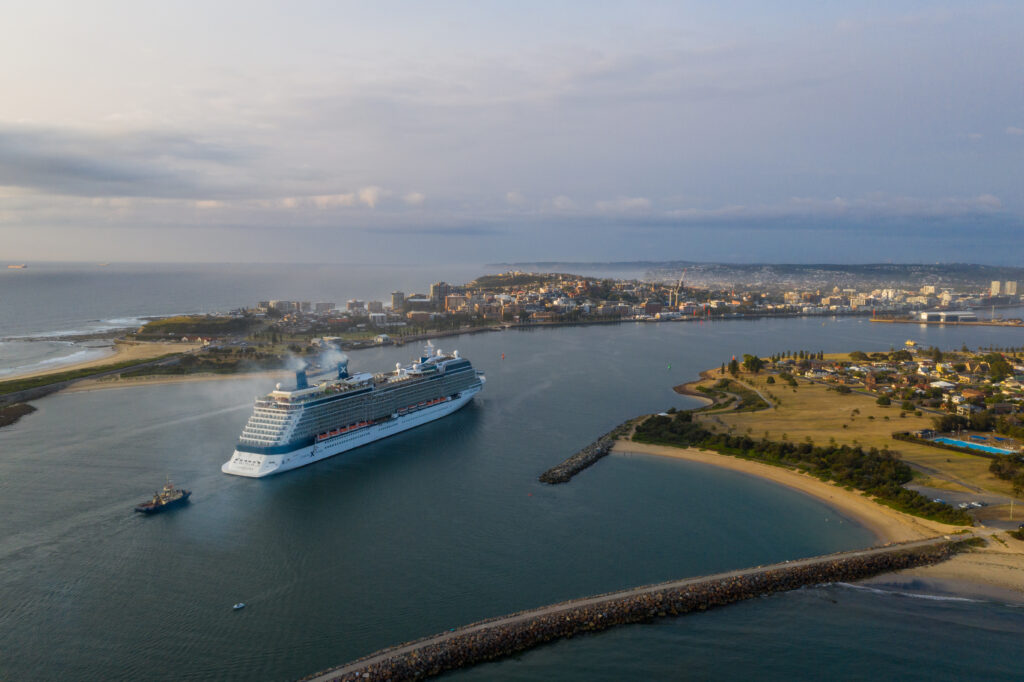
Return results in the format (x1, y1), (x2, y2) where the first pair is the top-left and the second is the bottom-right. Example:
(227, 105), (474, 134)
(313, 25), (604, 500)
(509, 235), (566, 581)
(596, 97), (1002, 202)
(1, 264), (1022, 680)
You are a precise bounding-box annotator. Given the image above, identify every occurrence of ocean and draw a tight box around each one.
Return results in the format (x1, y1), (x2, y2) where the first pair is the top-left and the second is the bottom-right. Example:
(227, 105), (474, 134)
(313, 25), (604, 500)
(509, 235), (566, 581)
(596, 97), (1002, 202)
(1, 264), (1023, 680)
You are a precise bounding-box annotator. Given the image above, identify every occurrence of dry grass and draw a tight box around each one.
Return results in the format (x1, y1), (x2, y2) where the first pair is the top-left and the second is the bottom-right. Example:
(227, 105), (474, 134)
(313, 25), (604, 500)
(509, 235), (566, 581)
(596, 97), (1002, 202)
(688, 369), (1015, 498)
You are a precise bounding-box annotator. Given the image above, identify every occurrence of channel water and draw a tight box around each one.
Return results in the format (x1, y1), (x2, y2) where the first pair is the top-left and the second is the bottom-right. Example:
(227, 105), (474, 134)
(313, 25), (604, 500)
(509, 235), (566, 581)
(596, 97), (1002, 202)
(2, 306), (1023, 679)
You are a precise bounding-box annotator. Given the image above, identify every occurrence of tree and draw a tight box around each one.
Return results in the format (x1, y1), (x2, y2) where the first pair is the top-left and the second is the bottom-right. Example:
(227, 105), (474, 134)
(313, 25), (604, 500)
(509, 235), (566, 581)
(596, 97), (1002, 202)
(766, 376), (776, 384)
(876, 396), (891, 406)
(986, 355), (1013, 382)
(728, 358), (740, 376)
(742, 354), (764, 373)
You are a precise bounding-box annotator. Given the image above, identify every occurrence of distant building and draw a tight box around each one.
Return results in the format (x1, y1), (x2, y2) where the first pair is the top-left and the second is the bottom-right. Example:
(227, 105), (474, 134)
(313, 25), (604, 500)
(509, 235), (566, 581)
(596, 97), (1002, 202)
(991, 281), (1002, 296)
(1005, 281), (1018, 296)
(314, 302), (335, 313)
(430, 281), (449, 307)
(405, 297), (433, 311)
(445, 294), (468, 312)
(367, 300), (384, 313)
(299, 301), (312, 312)
(346, 299), (365, 313)
(919, 311), (978, 322)
(391, 291), (405, 311)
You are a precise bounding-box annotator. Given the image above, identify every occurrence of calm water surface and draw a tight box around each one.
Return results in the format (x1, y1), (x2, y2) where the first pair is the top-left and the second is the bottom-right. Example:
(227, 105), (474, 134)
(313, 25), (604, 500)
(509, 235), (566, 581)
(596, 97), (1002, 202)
(2, 288), (1024, 679)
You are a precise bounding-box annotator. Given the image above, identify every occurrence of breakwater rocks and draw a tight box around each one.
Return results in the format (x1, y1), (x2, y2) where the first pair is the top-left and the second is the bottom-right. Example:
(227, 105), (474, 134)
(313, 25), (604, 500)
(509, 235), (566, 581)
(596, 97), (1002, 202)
(305, 539), (962, 682)
(538, 421), (633, 484)
(538, 435), (614, 484)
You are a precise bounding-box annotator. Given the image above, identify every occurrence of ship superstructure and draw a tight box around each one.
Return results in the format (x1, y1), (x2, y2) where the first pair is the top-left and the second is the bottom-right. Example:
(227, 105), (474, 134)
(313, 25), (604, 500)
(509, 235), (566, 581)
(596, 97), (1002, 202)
(222, 346), (484, 477)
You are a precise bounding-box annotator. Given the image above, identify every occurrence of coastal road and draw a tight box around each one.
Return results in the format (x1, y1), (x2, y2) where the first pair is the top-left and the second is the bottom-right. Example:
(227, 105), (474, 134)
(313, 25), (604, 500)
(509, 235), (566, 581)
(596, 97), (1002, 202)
(307, 535), (960, 681)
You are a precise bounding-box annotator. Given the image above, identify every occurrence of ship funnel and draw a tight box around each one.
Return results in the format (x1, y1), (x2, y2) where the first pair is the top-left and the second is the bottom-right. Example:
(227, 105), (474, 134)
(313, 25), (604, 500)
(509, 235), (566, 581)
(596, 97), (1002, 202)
(296, 370), (309, 390)
(337, 359), (349, 379)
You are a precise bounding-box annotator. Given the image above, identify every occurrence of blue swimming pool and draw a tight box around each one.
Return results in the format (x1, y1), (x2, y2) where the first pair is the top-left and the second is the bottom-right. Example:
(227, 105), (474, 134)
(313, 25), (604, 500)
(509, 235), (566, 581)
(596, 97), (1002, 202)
(932, 437), (1016, 455)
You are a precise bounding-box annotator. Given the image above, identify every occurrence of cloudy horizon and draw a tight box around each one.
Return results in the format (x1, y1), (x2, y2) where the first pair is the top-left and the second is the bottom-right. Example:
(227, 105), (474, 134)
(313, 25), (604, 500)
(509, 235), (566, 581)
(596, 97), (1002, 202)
(2, 1), (1021, 264)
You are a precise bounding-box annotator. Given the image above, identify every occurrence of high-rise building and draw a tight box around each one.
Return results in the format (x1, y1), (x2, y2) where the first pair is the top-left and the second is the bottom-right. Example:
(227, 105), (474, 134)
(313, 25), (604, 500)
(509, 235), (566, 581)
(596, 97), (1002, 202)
(1005, 281), (1018, 296)
(991, 281), (1002, 296)
(430, 281), (449, 307)
(391, 291), (405, 310)
(367, 300), (384, 313)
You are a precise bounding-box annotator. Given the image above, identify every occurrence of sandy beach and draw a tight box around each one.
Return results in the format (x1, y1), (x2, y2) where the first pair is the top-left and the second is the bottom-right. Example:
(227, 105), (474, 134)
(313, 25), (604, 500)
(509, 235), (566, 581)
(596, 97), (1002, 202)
(613, 441), (957, 543)
(613, 441), (1024, 601)
(3, 340), (203, 382)
(65, 369), (291, 393)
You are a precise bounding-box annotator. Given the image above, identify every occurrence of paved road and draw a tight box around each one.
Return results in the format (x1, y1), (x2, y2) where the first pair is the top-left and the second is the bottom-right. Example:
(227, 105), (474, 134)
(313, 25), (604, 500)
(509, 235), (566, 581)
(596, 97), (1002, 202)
(308, 535), (958, 681)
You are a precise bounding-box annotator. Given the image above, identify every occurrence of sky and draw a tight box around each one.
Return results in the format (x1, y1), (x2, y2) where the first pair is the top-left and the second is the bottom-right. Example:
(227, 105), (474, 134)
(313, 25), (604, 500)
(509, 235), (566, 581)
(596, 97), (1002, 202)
(1, 1), (1021, 264)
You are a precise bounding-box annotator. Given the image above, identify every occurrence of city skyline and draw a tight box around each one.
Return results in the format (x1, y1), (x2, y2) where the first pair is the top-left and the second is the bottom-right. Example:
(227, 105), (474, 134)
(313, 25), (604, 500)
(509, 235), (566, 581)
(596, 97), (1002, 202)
(2, 1), (1022, 263)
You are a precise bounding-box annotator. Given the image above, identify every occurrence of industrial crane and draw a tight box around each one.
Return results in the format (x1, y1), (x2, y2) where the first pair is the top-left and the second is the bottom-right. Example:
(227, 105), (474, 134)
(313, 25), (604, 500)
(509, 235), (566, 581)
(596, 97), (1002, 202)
(670, 268), (686, 307)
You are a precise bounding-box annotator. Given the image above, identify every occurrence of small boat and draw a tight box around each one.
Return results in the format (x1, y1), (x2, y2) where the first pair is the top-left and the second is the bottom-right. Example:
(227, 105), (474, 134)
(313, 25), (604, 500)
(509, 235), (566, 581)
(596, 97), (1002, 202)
(134, 481), (191, 514)
(233, 603), (246, 610)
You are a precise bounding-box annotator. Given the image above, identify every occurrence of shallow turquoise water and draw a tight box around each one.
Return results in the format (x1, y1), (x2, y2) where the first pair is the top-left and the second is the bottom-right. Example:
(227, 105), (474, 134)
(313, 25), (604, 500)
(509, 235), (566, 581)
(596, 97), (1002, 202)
(932, 437), (1015, 455)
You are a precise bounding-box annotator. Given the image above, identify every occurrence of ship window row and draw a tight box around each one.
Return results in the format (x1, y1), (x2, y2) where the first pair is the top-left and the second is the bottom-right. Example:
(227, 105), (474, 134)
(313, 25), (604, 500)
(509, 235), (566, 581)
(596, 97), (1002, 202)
(248, 417), (289, 425)
(243, 424), (288, 433)
(243, 429), (286, 438)
(240, 437), (282, 446)
(242, 428), (288, 438)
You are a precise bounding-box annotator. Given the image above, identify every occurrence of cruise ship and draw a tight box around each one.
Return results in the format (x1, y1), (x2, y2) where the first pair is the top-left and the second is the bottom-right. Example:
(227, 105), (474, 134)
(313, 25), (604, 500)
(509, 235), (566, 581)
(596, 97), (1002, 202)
(222, 346), (484, 477)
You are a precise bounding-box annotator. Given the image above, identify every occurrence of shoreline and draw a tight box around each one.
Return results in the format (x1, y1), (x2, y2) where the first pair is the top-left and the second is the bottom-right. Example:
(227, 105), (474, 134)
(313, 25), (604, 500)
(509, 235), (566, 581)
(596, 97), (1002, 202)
(65, 369), (291, 392)
(613, 441), (1024, 600)
(613, 441), (955, 544)
(2, 339), (202, 382)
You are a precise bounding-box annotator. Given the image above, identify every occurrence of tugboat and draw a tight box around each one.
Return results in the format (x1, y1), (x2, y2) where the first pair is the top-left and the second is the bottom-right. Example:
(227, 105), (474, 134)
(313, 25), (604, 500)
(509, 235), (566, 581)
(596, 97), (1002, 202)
(134, 481), (191, 514)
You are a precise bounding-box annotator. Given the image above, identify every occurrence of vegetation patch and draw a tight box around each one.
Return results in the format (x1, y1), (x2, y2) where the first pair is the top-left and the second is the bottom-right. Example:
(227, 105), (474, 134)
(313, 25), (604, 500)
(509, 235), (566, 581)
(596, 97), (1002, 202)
(0, 355), (180, 396)
(0, 403), (36, 428)
(633, 411), (972, 525)
(119, 348), (284, 376)
(136, 315), (258, 337)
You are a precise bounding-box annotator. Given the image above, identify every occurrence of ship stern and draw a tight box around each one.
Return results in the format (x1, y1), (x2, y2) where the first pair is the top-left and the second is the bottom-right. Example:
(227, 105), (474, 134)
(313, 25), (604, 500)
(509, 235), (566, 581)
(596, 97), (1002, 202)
(222, 450), (284, 478)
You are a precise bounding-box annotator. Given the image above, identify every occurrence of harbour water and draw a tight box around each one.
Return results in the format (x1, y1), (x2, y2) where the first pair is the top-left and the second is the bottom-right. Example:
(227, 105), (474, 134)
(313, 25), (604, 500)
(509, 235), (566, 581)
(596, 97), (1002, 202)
(0, 262), (487, 376)
(2, 267), (1024, 680)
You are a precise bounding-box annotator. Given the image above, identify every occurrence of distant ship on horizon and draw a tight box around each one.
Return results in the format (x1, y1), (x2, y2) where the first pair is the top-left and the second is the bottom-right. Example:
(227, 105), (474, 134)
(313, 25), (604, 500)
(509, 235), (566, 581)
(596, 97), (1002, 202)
(6, 264), (27, 269)
(222, 344), (485, 477)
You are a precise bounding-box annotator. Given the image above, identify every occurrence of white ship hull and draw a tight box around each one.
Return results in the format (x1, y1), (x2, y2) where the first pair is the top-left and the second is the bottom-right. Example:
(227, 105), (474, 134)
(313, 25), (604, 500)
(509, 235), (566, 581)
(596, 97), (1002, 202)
(222, 385), (481, 478)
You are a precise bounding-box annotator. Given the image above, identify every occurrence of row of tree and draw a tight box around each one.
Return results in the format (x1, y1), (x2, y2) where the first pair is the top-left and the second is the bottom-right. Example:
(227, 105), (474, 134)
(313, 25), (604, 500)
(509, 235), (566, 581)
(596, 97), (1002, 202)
(633, 411), (972, 524)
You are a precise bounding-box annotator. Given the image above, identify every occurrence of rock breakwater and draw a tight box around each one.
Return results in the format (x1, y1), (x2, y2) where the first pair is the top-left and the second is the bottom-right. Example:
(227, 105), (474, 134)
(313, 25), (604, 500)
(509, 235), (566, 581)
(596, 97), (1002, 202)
(305, 538), (963, 682)
(538, 422), (632, 484)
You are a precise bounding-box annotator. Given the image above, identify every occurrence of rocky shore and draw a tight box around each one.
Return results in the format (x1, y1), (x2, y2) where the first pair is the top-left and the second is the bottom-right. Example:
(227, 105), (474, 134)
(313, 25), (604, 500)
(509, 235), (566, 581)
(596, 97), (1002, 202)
(538, 422), (632, 483)
(306, 539), (964, 682)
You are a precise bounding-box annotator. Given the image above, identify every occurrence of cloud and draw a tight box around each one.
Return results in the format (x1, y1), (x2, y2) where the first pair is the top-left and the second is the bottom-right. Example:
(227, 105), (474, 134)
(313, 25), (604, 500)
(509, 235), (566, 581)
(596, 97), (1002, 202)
(0, 124), (254, 199)
(311, 193), (357, 208)
(358, 186), (385, 208)
(1007, 126), (1024, 136)
(551, 195), (576, 211)
(505, 191), (525, 205)
(402, 191), (426, 206)
(661, 193), (1003, 223)
(595, 197), (652, 213)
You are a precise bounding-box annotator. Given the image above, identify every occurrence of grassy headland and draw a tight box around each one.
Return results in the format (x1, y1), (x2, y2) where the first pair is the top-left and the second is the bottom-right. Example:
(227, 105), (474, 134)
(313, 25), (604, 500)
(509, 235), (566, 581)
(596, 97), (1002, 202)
(633, 410), (972, 525)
